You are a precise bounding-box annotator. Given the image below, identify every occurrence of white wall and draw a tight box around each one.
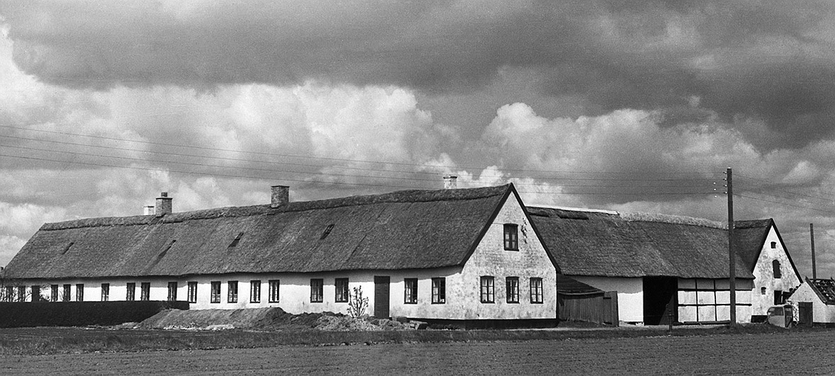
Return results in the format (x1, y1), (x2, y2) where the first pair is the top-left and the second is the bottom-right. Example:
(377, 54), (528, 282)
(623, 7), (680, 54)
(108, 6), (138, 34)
(789, 282), (835, 323)
(457, 194), (558, 320)
(750, 226), (802, 316)
(570, 276), (643, 324)
(678, 278), (753, 324)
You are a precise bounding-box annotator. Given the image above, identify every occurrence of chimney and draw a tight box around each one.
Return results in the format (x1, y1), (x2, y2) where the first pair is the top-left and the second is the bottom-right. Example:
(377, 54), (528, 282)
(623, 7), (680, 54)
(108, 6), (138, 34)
(271, 185), (289, 208)
(155, 192), (172, 217)
(443, 175), (458, 189)
(143, 205), (155, 216)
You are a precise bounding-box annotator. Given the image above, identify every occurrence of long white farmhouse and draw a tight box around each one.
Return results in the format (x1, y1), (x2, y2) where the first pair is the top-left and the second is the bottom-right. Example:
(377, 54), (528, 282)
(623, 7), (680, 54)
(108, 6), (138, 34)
(3, 184), (559, 328)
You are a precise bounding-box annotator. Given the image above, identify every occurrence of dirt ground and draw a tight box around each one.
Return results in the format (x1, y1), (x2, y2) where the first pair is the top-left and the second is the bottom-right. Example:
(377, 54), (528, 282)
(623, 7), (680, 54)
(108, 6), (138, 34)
(2, 330), (834, 375)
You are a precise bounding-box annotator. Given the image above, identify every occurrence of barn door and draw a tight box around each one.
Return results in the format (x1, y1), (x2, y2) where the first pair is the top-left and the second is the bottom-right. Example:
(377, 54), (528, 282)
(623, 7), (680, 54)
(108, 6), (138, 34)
(374, 276), (390, 318)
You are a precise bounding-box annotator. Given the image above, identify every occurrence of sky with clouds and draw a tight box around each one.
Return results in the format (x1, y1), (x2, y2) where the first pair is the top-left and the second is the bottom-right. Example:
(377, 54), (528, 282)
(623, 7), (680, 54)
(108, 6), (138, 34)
(2, 0), (835, 280)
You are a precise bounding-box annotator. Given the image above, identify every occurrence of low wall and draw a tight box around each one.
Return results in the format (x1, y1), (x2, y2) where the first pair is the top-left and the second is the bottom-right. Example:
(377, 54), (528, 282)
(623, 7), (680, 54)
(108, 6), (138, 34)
(0, 301), (189, 328)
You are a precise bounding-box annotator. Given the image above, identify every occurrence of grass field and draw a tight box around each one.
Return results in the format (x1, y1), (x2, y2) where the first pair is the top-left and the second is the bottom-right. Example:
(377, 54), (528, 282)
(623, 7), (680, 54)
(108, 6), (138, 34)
(0, 326), (833, 375)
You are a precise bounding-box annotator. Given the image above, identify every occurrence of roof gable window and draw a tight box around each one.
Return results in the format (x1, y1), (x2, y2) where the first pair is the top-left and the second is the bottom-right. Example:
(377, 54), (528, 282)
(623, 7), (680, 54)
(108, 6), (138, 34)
(503, 224), (519, 251)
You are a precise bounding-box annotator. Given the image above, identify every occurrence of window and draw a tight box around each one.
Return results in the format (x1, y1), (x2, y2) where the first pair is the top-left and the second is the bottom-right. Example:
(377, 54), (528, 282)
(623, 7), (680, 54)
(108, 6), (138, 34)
(228, 281), (238, 303)
(167, 282), (178, 301)
(432, 278), (446, 304)
(51, 285), (58, 302)
(530, 277), (543, 304)
(269, 280), (280, 303)
(761, 287), (767, 295)
(480, 276), (495, 303)
(506, 277), (519, 303)
(210, 281), (221, 303)
(126, 283), (136, 301)
(75, 284), (84, 302)
(17, 286), (25, 302)
(140, 282), (150, 301)
(310, 279), (323, 303)
(774, 290), (783, 305)
(773, 260), (782, 279)
(771, 241), (777, 249)
(404, 278), (418, 304)
(101, 283), (110, 302)
(335, 278), (349, 303)
(31, 286), (41, 302)
(62, 284), (71, 302)
(188, 282), (197, 303)
(503, 224), (518, 251)
(250, 280), (261, 303)
(3, 286), (12, 302)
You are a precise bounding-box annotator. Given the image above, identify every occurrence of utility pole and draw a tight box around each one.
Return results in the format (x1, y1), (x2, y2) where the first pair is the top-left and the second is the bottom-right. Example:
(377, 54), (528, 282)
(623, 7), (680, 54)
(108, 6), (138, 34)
(727, 167), (736, 325)
(811, 223), (817, 280)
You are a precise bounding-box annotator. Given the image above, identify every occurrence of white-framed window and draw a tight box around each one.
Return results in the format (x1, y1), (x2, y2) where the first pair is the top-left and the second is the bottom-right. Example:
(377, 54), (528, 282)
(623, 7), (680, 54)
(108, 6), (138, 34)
(310, 279), (323, 303)
(188, 282), (198, 303)
(101, 283), (110, 302)
(504, 224), (519, 251)
(269, 280), (280, 303)
(210, 281), (221, 303)
(228, 281), (238, 303)
(404, 278), (418, 304)
(530, 278), (543, 304)
(480, 276), (495, 303)
(506, 277), (519, 303)
(432, 278), (446, 304)
(250, 280), (261, 303)
(335, 278), (349, 303)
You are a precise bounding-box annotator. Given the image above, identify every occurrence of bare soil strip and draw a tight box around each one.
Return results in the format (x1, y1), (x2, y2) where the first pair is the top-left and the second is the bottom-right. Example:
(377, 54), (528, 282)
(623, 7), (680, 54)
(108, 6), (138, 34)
(2, 330), (835, 375)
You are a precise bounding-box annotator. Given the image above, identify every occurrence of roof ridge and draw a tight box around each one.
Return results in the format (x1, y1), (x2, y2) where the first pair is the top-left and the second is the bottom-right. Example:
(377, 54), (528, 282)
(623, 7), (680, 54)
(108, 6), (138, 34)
(618, 212), (726, 229)
(41, 184), (511, 231)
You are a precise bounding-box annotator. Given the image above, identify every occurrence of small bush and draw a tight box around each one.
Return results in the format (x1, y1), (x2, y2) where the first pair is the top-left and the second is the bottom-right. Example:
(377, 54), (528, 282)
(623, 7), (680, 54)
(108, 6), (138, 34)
(347, 286), (369, 318)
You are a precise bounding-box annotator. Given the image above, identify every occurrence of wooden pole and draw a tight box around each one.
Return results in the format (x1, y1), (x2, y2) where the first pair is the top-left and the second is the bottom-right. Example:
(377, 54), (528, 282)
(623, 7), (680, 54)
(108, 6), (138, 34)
(811, 223), (817, 280)
(727, 167), (736, 325)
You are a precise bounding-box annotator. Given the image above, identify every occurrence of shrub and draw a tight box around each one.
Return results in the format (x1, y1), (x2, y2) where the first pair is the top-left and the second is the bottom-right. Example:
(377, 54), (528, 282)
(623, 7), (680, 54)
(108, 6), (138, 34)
(347, 286), (369, 318)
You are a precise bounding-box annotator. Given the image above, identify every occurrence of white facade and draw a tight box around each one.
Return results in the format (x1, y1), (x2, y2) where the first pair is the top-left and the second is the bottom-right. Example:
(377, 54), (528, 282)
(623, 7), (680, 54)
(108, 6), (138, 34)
(11, 193), (558, 322)
(788, 282), (835, 323)
(750, 226), (802, 316)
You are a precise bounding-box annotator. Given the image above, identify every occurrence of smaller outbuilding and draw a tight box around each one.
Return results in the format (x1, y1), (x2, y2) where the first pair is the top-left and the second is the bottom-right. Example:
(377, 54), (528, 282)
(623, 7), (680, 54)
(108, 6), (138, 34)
(788, 278), (835, 324)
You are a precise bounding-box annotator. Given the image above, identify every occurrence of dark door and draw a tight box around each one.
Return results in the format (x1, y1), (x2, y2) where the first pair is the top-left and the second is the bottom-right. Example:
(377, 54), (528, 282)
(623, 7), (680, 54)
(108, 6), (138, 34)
(374, 276), (390, 318)
(798, 302), (813, 326)
(643, 277), (677, 325)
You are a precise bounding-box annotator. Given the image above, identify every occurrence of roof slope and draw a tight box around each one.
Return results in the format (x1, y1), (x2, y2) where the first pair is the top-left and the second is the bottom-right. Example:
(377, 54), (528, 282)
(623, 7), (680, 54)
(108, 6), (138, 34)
(529, 207), (766, 279)
(805, 278), (835, 305)
(5, 185), (511, 279)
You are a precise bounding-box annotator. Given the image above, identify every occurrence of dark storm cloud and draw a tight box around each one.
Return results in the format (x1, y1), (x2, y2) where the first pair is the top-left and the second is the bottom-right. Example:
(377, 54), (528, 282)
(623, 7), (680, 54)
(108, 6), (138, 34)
(3, 1), (835, 146)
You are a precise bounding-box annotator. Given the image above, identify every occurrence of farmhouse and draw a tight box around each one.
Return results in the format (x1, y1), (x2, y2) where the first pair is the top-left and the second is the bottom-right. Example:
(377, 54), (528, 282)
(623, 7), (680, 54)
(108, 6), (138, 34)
(529, 208), (801, 325)
(3, 184), (559, 327)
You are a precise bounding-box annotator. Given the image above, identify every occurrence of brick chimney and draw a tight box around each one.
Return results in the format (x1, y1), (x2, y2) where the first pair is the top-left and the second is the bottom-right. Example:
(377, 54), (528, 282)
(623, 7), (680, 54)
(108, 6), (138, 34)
(155, 192), (172, 217)
(443, 175), (458, 189)
(271, 185), (289, 208)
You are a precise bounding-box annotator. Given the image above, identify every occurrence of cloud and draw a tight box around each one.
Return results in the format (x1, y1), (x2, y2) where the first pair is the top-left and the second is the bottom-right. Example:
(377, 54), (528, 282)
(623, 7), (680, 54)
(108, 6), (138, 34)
(4, 1), (835, 148)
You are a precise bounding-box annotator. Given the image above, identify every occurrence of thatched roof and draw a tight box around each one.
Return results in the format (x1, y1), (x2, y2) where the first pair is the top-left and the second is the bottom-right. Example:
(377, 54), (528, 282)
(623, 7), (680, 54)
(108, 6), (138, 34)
(529, 207), (774, 279)
(5, 185), (518, 279)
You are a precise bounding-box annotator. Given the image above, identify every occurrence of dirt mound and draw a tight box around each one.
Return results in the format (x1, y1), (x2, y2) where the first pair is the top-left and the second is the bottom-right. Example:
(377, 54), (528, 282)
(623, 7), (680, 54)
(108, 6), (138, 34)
(138, 308), (413, 331)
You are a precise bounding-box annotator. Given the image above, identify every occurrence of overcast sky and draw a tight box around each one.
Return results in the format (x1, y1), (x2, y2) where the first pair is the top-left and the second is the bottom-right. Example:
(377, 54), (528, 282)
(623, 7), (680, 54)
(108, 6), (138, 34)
(2, 1), (835, 280)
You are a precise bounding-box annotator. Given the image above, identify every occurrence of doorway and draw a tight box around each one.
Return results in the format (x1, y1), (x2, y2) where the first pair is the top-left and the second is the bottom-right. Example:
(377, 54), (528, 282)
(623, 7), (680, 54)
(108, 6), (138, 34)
(374, 276), (390, 318)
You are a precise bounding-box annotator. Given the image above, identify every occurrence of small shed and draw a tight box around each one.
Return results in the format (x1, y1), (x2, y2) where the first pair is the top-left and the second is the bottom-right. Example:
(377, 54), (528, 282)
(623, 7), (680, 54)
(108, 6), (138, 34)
(788, 278), (835, 323)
